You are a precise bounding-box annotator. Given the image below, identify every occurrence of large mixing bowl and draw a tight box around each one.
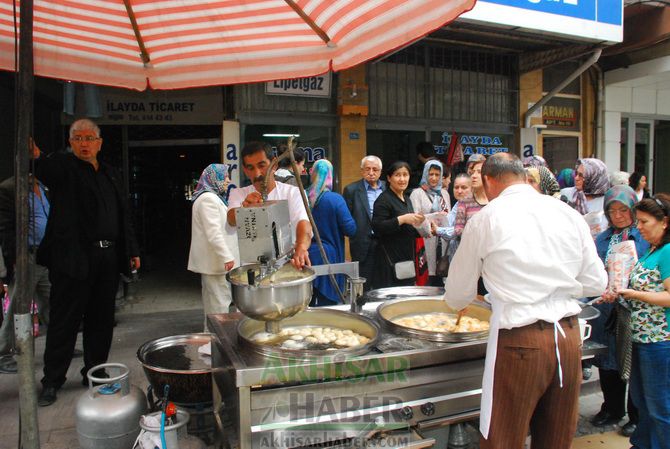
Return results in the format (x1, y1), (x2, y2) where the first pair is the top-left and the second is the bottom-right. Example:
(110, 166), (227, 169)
(227, 263), (316, 321)
(238, 309), (380, 359)
(377, 298), (491, 342)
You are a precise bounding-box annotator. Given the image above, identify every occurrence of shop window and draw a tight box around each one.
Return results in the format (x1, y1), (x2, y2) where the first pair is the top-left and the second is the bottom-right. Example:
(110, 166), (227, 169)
(369, 43), (518, 125)
(242, 124), (334, 186)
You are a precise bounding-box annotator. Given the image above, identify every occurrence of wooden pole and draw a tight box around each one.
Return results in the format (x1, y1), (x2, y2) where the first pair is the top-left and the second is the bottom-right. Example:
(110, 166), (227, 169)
(15, 0), (40, 447)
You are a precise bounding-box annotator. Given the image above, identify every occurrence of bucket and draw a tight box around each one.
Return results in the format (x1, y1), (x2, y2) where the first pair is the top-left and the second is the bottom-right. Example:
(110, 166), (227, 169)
(137, 410), (205, 449)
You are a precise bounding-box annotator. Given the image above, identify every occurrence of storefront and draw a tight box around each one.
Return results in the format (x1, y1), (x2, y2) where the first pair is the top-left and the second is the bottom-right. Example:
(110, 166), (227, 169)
(234, 74), (337, 186)
(602, 55), (670, 194)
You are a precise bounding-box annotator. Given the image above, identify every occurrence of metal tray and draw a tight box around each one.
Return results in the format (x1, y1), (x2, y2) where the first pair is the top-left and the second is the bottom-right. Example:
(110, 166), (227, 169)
(377, 298), (491, 342)
(237, 309), (380, 359)
(364, 286), (445, 301)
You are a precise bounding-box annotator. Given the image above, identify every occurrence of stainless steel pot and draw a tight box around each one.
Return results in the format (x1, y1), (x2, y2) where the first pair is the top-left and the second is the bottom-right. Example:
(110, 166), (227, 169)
(377, 298), (491, 342)
(237, 309), (380, 359)
(227, 263), (316, 322)
(137, 334), (212, 405)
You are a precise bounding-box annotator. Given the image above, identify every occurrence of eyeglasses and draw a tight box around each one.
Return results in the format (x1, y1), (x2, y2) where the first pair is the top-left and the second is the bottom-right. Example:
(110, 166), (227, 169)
(574, 172), (585, 178)
(71, 136), (100, 142)
(608, 207), (629, 216)
(363, 167), (380, 173)
(654, 197), (668, 216)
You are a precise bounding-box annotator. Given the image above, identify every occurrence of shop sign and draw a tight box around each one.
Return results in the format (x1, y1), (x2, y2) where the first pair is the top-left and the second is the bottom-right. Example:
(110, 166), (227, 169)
(271, 146), (327, 163)
(265, 73), (332, 98)
(222, 121), (241, 190)
(436, 133), (510, 156)
(87, 86), (223, 125)
(461, 0), (622, 43)
(542, 98), (580, 131)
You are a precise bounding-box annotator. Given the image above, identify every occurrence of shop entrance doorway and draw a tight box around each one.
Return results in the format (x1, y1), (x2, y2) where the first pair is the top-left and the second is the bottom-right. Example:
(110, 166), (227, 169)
(542, 136), (579, 173)
(128, 140), (220, 272)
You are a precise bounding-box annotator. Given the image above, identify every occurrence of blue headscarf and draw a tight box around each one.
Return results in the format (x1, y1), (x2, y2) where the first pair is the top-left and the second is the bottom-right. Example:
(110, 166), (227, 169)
(604, 185), (638, 229)
(192, 164), (230, 204)
(306, 159), (333, 209)
(420, 160), (444, 212)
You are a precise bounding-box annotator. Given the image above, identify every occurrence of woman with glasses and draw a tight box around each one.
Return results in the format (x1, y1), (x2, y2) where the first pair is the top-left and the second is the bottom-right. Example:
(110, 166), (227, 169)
(590, 186), (648, 435)
(605, 194), (670, 449)
(561, 158), (610, 238)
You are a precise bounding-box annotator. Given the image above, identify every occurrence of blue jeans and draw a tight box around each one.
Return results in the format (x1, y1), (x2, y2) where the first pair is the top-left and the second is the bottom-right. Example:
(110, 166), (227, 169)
(630, 341), (670, 449)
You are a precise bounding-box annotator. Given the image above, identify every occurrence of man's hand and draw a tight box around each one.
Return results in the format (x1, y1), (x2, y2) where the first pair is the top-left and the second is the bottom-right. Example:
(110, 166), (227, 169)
(242, 192), (263, 207)
(225, 260), (235, 271)
(130, 257), (141, 271)
(600, 291), (617, 303)
(291, 246), (311, 270)
(30, 138), (41, 159)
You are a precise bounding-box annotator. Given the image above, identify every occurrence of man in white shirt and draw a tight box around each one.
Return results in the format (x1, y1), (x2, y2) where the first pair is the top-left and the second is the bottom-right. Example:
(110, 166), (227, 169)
(444, 153), (607, 449)
(227, 142), (312, 269)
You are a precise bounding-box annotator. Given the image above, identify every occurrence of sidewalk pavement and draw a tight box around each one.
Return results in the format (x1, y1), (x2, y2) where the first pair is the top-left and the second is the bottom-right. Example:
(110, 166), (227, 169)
(0, 274), (634, 449)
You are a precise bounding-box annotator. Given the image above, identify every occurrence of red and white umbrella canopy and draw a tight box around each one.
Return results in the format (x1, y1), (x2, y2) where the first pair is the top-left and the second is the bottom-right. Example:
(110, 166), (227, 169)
(0, 0), (475, 90)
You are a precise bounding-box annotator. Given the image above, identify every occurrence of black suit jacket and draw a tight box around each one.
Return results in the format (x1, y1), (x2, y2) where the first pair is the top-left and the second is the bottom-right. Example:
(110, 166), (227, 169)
(35, 153), (139, 280)
(342, 179), (385, 261)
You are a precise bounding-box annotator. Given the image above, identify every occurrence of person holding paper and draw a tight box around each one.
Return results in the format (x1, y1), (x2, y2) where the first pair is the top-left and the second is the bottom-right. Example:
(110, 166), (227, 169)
(606, 194), (670, 449)
(591, 185), (648, 435)
(410, 160), (450, 286)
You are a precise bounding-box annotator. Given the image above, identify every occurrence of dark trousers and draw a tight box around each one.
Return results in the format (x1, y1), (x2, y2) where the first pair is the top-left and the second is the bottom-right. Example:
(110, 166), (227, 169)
(599, 368), (638, 422)
(357, 240), (378, 292)
(481, 316), (581, 449)
(42, 247), (118, 388)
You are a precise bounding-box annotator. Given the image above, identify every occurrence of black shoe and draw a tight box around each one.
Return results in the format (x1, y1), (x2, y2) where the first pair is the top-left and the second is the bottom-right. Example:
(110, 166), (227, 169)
(621, 421), (637, 437)
(590, 410), (623, 427)
(0, 355), (17, 374)
(38, 386), (58, 407)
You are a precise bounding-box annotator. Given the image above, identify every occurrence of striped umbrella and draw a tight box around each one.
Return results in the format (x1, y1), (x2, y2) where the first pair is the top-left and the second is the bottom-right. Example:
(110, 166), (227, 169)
(0, 0), (475, 90)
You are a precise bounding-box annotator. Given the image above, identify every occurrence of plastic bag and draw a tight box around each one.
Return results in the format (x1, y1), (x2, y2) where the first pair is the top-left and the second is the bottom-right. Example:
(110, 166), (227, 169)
(607, 241), (638, 293)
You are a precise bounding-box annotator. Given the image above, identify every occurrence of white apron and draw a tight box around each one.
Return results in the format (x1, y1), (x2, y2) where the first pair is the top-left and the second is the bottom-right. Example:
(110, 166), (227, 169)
(479, 301), (566, 439)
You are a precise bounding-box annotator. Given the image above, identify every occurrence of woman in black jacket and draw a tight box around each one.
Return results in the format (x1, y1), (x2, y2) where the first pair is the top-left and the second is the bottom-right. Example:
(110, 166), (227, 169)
(372, 161), (425, 287)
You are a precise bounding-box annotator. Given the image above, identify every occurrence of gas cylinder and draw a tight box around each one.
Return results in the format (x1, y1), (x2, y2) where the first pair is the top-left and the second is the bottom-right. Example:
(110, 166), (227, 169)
(76, 363), (147, 449)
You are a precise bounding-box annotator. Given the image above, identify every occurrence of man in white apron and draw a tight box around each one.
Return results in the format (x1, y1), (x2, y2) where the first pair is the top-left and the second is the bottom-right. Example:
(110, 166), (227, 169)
(443, 153), (607, 449)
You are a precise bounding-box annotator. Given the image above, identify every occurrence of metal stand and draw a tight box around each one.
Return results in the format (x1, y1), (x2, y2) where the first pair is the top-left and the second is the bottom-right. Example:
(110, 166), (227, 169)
(310, 261), (366, 312)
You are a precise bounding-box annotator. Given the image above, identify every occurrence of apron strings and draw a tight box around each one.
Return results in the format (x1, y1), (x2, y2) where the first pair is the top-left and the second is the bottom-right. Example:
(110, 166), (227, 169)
(553, 322), (567, 388)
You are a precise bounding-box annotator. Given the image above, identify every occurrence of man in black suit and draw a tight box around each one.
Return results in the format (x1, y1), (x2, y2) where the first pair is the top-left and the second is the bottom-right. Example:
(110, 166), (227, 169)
(343, 156), (385, 291)
(33, 119), (140, 406)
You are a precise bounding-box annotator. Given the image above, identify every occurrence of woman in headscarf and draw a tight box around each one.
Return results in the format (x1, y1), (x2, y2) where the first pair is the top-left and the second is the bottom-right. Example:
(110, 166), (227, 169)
(187, 164), (239, 331)
(557, 168), (575, 189)
(528, 166), (561, 198)
(522, 154), (548, 168)
(306, 159), (356, 306)
(410, 160), (450, 286)
(590, 186), (648, 436)
(561, 158), (610, 237)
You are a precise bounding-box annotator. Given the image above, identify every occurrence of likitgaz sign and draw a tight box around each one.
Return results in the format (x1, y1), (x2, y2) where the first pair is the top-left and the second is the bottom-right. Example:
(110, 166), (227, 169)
(266, 73), (332, 98)
(436, 133), (510, 156)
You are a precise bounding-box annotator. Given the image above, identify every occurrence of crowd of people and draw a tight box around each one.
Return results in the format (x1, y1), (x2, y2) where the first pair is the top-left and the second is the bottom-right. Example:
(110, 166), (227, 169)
(0, 119), (668, 449)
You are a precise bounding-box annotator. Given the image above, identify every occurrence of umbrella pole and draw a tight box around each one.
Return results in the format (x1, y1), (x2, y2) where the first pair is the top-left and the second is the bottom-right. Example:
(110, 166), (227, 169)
(15, 0), (40, 447)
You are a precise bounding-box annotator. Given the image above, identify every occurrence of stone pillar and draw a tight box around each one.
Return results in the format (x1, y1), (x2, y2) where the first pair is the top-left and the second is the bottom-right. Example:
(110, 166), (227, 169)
(337, 65), (368, 192)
